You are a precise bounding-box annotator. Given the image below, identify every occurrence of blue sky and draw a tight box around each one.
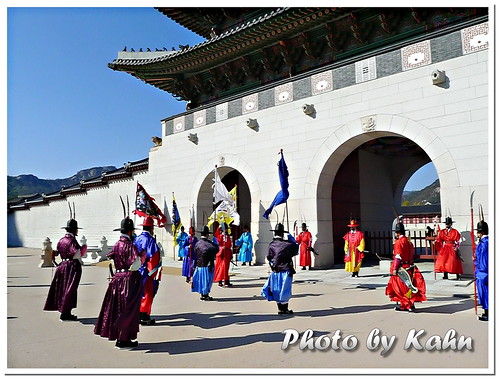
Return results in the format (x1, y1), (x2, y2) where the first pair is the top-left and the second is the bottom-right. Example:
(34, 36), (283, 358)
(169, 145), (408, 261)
(7, 7), (204, 179)
(6, 6), (438, 190)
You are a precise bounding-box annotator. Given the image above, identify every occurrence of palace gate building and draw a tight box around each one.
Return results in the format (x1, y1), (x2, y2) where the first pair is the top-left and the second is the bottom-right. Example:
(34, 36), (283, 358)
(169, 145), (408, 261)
(8, 8), (491, 274)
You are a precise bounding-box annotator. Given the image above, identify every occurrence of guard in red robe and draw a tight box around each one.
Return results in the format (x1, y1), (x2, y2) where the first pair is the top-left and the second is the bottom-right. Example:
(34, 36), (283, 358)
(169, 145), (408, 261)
(214, 225), (233, 287)
(386, 222), (426, 312)
(295, 223), (312, 270)
(343, 219), (365, 277)
(434, 217), (463, 280)
(134, 216), (162, 325)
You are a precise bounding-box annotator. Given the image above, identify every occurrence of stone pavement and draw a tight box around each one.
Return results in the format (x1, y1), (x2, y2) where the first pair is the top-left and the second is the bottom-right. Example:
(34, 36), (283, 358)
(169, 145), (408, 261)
(7, 247), (491, 374)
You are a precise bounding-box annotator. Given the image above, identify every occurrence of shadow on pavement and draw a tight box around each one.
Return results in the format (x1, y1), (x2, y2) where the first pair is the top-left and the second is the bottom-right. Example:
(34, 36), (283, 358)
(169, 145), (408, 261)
(295, 304), (394, 317)
(154, 311), (287, 329)
(135, 331), (288, 354)
(416, 298), (473, 314)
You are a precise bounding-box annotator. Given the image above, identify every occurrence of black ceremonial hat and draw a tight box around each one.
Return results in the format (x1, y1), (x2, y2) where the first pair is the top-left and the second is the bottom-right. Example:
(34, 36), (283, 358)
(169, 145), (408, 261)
(114, 217), (135, 233)
(270, 223), (288, 234)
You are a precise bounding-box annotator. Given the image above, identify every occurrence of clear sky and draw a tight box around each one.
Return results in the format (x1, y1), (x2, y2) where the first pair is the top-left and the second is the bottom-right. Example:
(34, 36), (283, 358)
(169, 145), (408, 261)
(7, 7), (204, 179)
(6, 6), (438, 190)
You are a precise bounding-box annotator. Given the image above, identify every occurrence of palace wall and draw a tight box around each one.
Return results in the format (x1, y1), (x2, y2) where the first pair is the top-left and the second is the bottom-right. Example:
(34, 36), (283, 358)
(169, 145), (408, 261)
(8, 22), (490, 274)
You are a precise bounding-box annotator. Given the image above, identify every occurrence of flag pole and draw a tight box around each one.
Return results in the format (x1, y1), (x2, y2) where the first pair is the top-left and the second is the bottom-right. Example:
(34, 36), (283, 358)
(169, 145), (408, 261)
(172, 192), (176, 262)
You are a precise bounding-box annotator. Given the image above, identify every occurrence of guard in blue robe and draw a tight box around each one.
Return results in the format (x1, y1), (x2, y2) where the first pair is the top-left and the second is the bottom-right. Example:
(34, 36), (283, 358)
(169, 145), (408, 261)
(191, 226), (218, 301)
(261, 223), (299, 315)
(475, 219), (488, 321)
(176, 226), (189, 260)
(182, 226), (198, 283)
(235, 225), (253, 265)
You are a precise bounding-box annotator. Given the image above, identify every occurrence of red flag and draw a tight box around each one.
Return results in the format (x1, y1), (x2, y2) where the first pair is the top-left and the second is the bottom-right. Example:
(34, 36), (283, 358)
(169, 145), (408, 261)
(133, 182), (167, 227)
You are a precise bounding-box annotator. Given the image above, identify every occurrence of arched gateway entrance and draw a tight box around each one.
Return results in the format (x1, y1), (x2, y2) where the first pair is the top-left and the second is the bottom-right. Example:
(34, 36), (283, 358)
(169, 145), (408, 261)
(331, 136), (439, 263)
(309, 115), (454, 268)
(196, 166), (251, 245)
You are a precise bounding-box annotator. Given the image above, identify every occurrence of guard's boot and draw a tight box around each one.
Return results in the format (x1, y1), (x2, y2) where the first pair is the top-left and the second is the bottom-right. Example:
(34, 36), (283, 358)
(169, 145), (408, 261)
(277, 303), (284, 314)
(478, 309), (488, 321)
(442, 272), (448, 280)
(282, 303), (294, 315)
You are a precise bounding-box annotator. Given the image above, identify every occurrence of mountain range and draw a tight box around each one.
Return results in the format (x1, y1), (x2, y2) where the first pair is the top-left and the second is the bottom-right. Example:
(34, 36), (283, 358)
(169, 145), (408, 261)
(8, 166), (117, 201)
(402, 179), (440, 206)
(8, 166), (440, 206)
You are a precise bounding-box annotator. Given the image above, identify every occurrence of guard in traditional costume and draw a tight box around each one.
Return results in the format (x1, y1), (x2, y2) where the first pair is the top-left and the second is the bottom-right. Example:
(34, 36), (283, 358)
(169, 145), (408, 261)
(43, 204), (86, 321)
(261, 223), (299, 315)
(134, 216), (162, 325)
(475, 217), (488, 321)
(343, 219), (365, 277)
(94, 202), (143, 350)
(181, 226), (198, 283)
(235, 225), (253, 266)
(434, 217), (463, 280)
(176, 226), (188, 261)
(296, 223), (313, 270)
(192, 226), (219, 301)
(385, 222), (426, 312)
(214, 225), (233, 287)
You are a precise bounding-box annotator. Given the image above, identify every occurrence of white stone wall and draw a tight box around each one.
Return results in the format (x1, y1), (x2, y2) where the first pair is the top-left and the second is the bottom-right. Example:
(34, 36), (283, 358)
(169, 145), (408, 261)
(149, 50), (489, 270)
(9, 41), (490, 274)
(8, 171), (150, 249)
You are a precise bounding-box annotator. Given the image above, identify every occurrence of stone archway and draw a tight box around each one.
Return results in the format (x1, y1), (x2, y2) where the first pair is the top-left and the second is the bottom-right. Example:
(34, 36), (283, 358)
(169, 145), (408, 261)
(190, 154), (266, 263)
(306, 114), (457, 267)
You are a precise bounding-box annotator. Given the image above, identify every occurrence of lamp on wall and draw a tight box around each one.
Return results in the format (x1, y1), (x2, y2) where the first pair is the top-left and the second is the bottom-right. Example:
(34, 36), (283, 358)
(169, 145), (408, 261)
(188, 133), (198, 145)
(247, 118), (259, 131)
(302, 103), (315, 116)
(431, 70), (446, 85)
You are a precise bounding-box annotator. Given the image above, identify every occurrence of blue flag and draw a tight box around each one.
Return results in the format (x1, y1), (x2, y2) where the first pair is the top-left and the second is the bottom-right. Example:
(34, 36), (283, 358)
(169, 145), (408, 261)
(263, 151), (289, 219)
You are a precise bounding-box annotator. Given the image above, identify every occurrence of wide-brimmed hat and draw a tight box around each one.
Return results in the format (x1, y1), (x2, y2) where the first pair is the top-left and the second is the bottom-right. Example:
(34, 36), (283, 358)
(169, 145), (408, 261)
(62, 219), (82, 230)
(140, 216), (155, 227)
(394, 222), (405, 234)
(301, 222), (307, 228)
(269, 223), (288, 234)
(200, 225), (212, 236)
(477, 220), (488, 235)
(445, 217), (453, 225)
(113, 217), (135, 232)
(347, 219), (359, 228)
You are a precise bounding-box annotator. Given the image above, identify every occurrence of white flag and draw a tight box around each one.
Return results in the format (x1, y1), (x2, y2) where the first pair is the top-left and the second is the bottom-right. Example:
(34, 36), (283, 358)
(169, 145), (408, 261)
(212, 167), (234, 205)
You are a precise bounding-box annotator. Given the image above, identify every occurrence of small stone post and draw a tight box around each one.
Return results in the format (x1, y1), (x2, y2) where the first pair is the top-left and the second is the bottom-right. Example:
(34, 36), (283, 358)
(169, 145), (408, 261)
(99, 236), (111, 261)
(40, 237), (54, 268)
(80, 235), (88, 259)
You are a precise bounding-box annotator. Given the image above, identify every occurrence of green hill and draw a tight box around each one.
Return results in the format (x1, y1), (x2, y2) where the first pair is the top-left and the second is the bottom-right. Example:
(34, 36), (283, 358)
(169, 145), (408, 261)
(402, 179), (440, 206)
(8, 166), (117, 201)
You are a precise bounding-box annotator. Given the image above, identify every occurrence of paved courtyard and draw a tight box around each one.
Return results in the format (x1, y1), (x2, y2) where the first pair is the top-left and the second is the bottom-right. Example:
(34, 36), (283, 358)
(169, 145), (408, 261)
(6, 247), (491, 375)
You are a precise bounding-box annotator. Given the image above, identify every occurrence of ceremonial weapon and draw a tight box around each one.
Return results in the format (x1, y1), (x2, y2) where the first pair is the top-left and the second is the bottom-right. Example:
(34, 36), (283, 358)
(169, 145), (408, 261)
(397, 266), (418, 294)
(108, 263), (114, 281)
(149, 261), (163, 276)
(470, 190), (478, 314)
(465, 278), (477, 287)
(374, 252), (391, 261)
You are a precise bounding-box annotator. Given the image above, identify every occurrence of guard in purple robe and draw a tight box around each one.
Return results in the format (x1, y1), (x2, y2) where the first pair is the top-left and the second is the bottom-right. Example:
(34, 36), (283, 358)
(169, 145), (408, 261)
(181, 226), (198, 283)
(94, 215), (143, 350)
(43, 207), (86, 322)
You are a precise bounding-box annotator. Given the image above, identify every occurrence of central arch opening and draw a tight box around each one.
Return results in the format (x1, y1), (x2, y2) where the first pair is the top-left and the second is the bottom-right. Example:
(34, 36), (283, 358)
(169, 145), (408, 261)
(330, 136), (441, 264)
